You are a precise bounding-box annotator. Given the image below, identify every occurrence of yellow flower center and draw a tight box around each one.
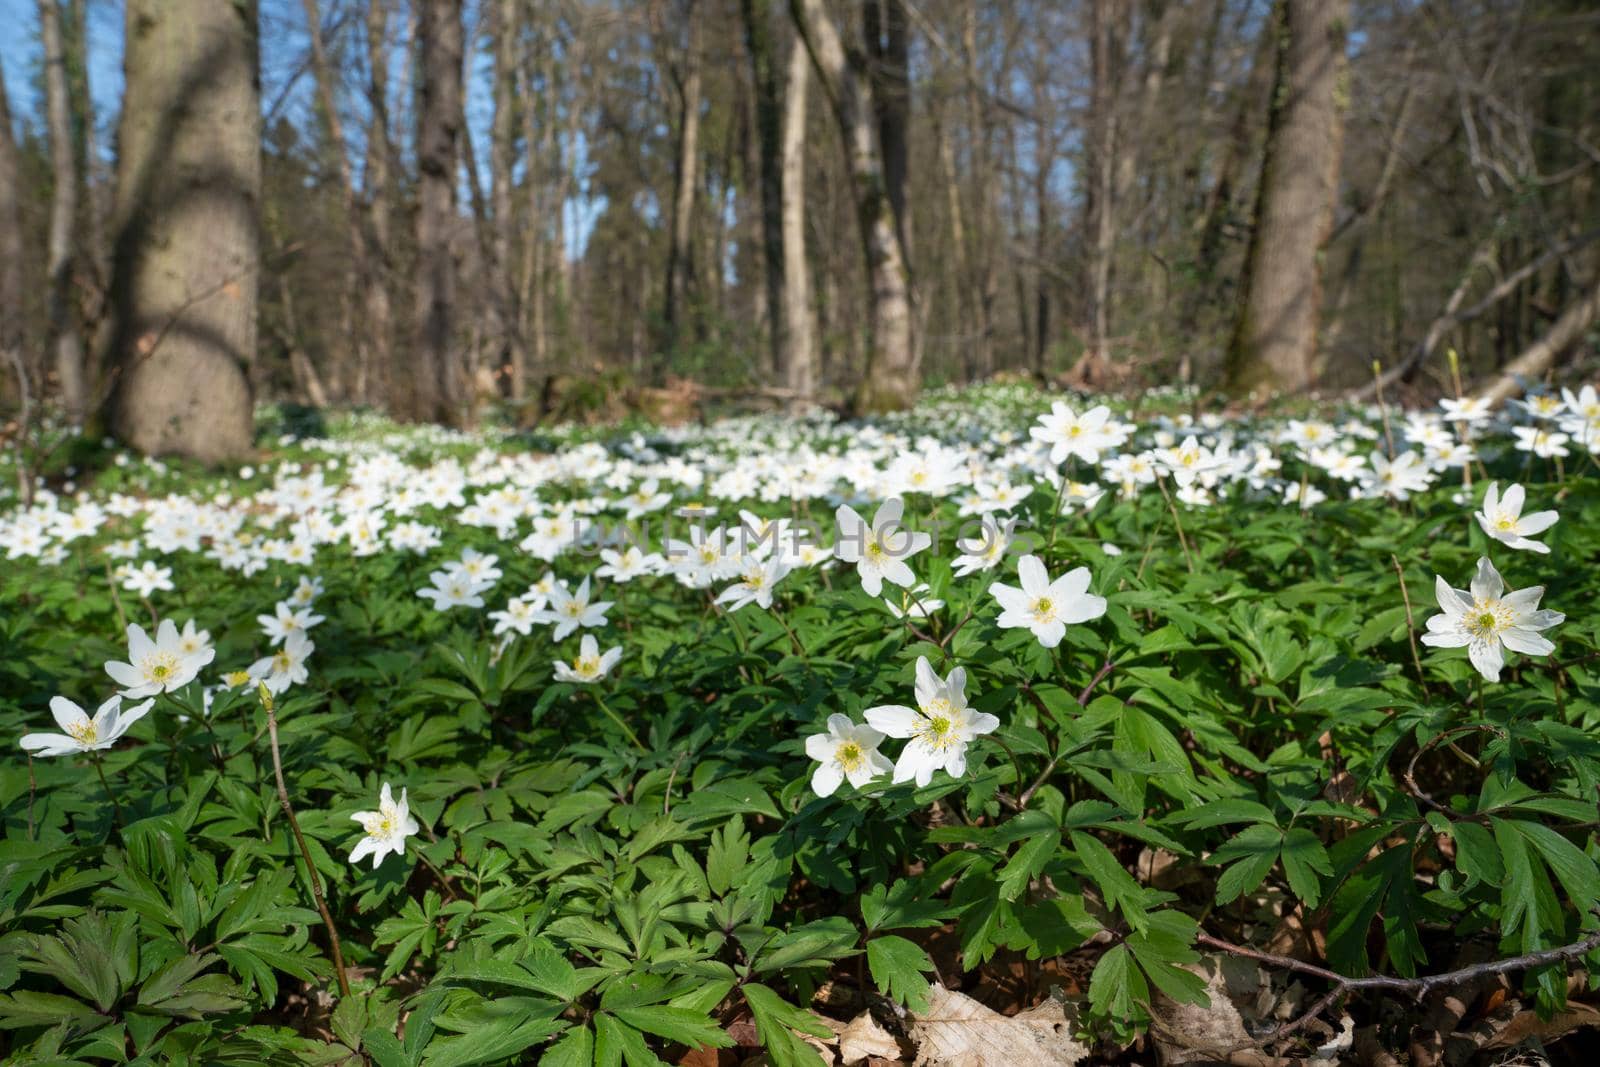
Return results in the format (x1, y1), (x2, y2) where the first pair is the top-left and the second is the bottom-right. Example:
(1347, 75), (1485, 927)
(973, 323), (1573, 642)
(837, 742), (864, 773)
(563, 601), (582, 617)
(66, 720), (98, 744)
(143, 651), (180, 682)
(576, 656), (600, 676)
(1463, 598), (1511, 639)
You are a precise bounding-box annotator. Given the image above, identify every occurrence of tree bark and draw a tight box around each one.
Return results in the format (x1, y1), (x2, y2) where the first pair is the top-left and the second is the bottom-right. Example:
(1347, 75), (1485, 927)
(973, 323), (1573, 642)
(662, 0), (703, 370)
(0, 60), (25, 393)
(742, 0), (786, 378)
(491, 0), (522, 399)
(960, 0), (995, 380)
(361, 0), (395, 407)
(106, 0), (258, 462)
(791, 0), (916, 411)
(40, 0), (88, 422)
(301, 0), (369, 404)
(407, 0), (466, 426)
(1081, 0), (1119, 382)
(779, 25), (816, 404)
(1225, 0), (1351, 396)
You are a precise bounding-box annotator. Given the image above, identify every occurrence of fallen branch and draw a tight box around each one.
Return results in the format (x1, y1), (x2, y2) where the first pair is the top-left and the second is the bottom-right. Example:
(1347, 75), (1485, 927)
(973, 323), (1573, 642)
(1476, 268), (1600, 403)
(1197, 926), (1600, 1004)
(1352, 226), (1600, 400)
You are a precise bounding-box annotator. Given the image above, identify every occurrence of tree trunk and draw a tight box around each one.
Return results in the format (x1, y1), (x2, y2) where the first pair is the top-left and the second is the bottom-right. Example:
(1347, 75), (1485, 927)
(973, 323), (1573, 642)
(0, 60), (25, 394)
(1225, 0), (1350, 396)
(518, 48), (549, 397)
(106, 0), (258, 462)
(791, 0), (916, 411)
(1081, 0), (1116, 382)
(491, 0), (522, 399)
(961, 0), (995, 379)
(40, 0), (87, 422)
(742, 0), (786, 378)
(301, 0), (370, 405)
(361, 0), (394, 408)
(779, 27), (816, 404)
(663, 0), (703, 371)
(407, 0), (465, 426)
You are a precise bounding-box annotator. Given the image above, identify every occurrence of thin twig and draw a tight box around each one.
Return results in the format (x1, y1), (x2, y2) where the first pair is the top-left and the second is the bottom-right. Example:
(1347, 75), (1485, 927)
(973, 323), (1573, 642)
(260, 684), (350, 997)
(1401, 722), (1504, 817)
(1198, 926), (1600, 1002)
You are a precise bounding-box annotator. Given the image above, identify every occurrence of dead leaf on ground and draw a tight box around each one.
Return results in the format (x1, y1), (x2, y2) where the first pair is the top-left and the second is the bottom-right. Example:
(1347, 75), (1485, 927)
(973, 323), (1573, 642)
(1482, 1001), (1600, 1050)
(838, 1012), (903, 1065)
(1150, 959), (1255, 1065)
(908, 983), (1090, 1067)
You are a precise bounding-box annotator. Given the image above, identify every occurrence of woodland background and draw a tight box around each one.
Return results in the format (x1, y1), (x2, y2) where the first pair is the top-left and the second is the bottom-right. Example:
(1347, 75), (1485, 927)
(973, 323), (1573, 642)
(0, 0), (1598, 460)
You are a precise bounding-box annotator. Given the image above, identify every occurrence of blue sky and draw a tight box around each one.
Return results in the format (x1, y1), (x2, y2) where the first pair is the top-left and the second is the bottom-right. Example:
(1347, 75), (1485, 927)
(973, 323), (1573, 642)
(1, 0), (601, 254)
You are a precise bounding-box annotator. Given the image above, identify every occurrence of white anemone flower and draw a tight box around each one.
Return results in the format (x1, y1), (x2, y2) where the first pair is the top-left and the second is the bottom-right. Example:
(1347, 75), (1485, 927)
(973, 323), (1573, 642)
(1030, 402), (1117, 465)
(258, 601), (326, 645)
(20, 694), (154, 757)
(1474, 482), (1557, 554)
(715, 555), (792, 612)
(865, 658), (999, 787)
(416, 570), (485, 611)
(348, 782), (420, 869)
(106, 619), (215, 698)
(535, 576), (612, 640)
(988, 554), (1106, 648)
(249, 632), (314, 695)
(552, 635), (623, 684)
(1420, 557), (1563, 682)
(834, 497), (930, 597)
(804, 714), (893, 797)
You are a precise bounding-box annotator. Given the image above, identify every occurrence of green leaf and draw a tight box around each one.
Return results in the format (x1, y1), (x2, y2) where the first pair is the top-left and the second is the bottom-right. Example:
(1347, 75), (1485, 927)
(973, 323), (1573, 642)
(865, 935), (935, 1013)
(742, 983), (831, 1067)
(998, 830), (1059, 902)
(1212, 824), (1282, 905)
(540, 1025), (594, 1067)
(1087, 944), (1145, 1019)
(594, 1013), (663, 1067)
(1494, 818), (1562, 953)
(613, 1005), (731, 1049)
(860, 879), (951, 932)
(1449, 821), (1505, 884)
(1279, 828), (1332, 907)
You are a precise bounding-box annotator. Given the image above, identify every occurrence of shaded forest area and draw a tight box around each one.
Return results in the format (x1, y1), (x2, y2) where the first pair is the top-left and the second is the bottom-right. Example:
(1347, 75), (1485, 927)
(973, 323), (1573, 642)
(1, 0), (1599, 459)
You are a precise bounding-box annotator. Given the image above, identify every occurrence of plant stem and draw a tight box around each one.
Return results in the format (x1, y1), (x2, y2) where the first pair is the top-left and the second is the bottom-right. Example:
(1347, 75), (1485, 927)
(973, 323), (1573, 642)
(1390, 555), (1429, 695)
(772, 603), (807, 659)
(593, 690), (647, 752)
(260, 685), (350, 998)
(92, 753), (123, 829)
(1155, 476), (1196, 572)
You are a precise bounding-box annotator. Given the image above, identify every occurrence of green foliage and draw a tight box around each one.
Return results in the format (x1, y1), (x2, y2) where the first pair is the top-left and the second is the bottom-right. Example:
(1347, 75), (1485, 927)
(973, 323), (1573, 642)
(3, 389), (1600, 1060)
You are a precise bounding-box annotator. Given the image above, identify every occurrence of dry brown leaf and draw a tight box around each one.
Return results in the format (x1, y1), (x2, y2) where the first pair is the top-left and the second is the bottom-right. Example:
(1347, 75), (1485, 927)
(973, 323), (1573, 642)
(909, 983), (1089, 1067)
(1150, 961), (1254, 1066)
(1482, 1001), (1600, 1049)
(839, 1012), (903, 1065)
